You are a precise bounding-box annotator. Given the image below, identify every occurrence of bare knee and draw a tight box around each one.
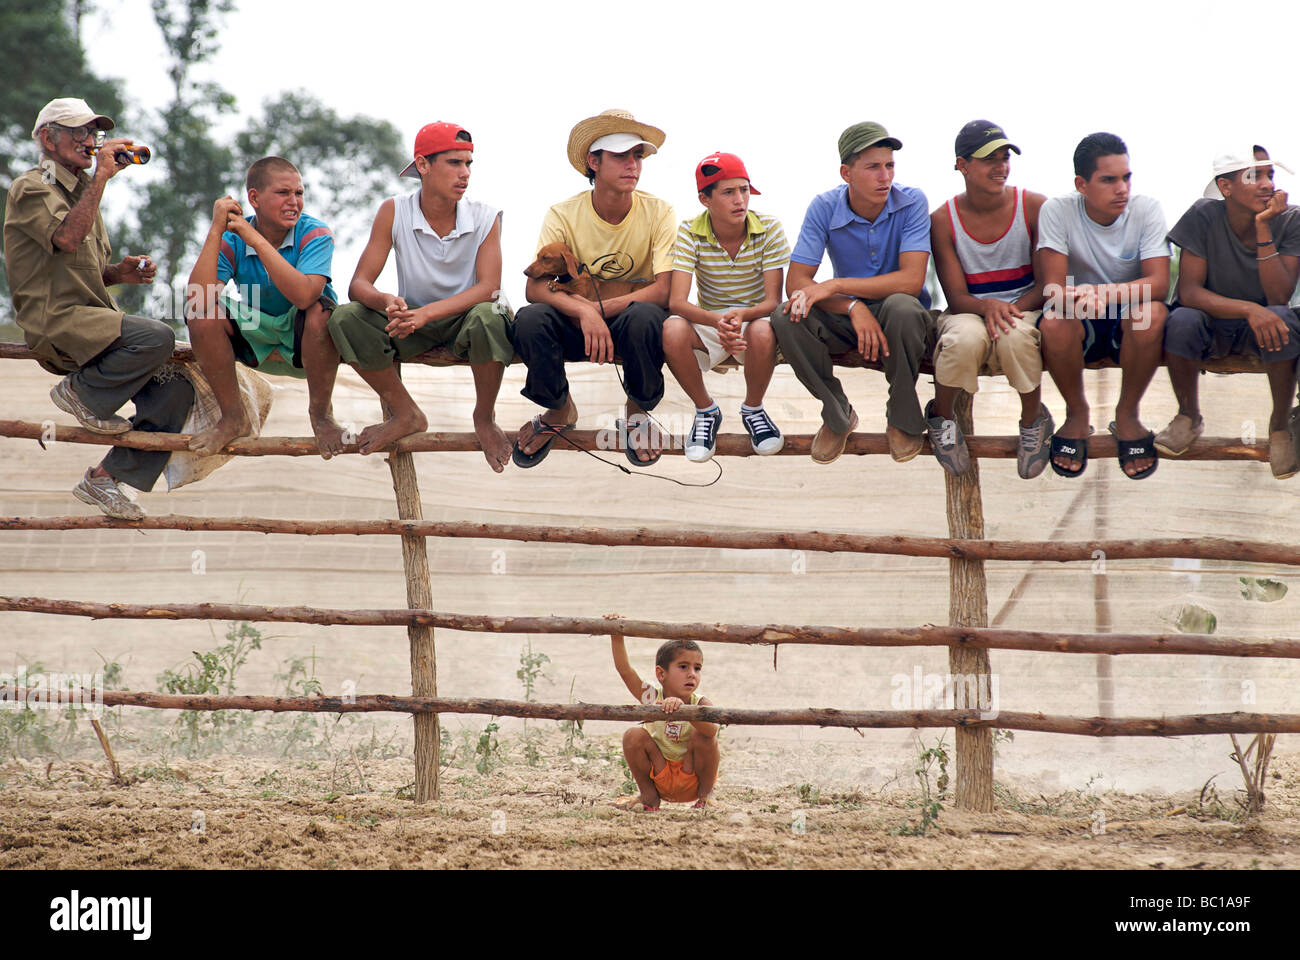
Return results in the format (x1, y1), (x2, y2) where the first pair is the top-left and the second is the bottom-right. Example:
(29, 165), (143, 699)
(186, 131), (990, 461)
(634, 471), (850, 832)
(746, 319), (775, 349)
(662, 315), (692, 349)
(1125, 302), (1166, 345)
(185, 313), (234, 338)
(1038, 313), (1080, 351)
(302, 301), (333, 334)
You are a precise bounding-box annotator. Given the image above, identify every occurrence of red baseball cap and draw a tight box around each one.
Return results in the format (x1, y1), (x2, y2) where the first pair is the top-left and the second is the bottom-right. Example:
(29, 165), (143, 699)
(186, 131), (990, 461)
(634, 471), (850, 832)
(695, 152), (760, 194)
(400, 122), (473, 178)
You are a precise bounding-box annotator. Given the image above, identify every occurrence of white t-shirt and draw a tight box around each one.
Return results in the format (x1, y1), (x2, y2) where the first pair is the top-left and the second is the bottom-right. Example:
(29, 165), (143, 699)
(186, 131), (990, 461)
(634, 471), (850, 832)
(1037, 193), (1169, 285)
(391, 193), (500, 307)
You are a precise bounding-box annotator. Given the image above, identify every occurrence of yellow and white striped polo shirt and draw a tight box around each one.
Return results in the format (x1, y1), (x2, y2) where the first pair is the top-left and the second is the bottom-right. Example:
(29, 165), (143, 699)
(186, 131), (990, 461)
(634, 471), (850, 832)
(672, 210), (790, 312)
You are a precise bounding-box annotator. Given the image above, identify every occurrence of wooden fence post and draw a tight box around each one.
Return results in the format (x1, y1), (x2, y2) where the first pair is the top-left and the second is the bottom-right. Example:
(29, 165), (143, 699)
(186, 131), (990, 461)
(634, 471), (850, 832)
(945, 391), (994, 811)
(382, 386), (439, 803)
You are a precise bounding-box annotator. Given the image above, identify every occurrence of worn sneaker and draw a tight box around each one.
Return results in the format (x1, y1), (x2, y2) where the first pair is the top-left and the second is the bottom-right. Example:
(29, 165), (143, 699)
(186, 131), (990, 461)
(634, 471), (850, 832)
(924, 401), (969, 474)
(685, 407), (723, 462)
(73, 469), (145, 520)
(1016, 406), (1055, 479)
(50, 376), (131, 435)
(740, 406), (784, 455)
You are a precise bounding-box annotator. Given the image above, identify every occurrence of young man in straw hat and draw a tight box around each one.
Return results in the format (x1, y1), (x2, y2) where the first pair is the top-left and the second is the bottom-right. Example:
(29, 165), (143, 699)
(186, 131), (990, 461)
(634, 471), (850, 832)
(1160, 146), (1300, 478)
(771, 121), (935, 465)
(4, 96), (193, 520)
(327, 122), (515, 468)
(512, 108), (676, 468)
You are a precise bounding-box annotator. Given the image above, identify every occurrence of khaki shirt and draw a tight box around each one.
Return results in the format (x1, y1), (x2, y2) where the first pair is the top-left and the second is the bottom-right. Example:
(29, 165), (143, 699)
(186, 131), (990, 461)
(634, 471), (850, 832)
(3, 162), (123, 373)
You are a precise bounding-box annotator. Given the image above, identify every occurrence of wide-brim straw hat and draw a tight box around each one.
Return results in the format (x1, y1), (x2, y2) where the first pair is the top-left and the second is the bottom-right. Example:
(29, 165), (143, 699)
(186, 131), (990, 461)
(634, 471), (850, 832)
(566, 109), (666, 176)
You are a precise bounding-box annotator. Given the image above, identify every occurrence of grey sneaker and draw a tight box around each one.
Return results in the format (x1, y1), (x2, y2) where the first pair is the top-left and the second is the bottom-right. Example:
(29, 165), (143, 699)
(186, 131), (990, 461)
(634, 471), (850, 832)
(1017, 406), (1055, 479)
(73, 469), (145, 520)
(50, 377), (131, 435)
(925, 401), (970, 475)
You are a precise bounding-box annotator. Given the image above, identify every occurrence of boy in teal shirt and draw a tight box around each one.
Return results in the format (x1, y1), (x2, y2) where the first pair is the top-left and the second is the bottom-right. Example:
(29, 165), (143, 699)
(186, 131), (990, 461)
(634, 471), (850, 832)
(186, 156), (345, 459)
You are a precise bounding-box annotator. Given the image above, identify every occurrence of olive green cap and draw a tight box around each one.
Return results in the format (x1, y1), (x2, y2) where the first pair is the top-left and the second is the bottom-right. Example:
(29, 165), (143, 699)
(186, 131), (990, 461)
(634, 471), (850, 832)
(838, 121), (902, 164)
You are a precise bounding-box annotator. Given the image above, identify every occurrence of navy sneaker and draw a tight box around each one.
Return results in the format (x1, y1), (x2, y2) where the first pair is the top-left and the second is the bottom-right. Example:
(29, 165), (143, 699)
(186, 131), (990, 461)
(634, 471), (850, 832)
(685, 407), (723, 462)
(741, 406), (784, 455)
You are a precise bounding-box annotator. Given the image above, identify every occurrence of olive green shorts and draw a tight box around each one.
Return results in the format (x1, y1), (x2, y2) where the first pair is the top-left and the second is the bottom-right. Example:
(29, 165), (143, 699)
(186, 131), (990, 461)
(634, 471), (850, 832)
(327, 300), (515, 369)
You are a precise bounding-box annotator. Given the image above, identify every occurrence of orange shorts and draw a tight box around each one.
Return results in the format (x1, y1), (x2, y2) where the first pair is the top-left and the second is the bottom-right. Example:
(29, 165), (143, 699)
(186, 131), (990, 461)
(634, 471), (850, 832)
(650, 758), (699, 803)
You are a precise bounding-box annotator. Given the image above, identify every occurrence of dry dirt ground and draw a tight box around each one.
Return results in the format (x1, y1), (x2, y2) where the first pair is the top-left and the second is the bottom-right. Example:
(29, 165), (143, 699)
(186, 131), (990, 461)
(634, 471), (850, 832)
(4, 358), (1300, 869)
(2, 734), (1298, 870)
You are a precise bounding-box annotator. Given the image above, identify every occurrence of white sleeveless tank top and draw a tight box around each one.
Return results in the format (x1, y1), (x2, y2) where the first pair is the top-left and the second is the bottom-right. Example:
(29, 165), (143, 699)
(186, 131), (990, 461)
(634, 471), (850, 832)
(944, 187), (1034, 303)
(390, 192), (499, 306)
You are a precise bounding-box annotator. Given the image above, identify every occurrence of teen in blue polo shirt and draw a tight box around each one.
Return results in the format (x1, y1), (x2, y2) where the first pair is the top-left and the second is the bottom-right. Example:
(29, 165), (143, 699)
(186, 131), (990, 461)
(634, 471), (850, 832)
(771, 121), (935, 465)
(185, 156), (345, 458)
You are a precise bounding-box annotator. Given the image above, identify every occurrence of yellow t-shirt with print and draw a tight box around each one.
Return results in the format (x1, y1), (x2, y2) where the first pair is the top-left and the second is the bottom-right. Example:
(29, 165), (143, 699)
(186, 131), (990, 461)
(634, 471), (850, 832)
(536, 190), (676, 283)
(641, 688), (701, 763)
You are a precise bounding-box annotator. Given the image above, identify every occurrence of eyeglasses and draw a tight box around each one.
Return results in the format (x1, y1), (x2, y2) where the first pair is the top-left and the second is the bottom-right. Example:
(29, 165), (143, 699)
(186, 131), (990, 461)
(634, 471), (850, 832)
(54, 124), (94, 142)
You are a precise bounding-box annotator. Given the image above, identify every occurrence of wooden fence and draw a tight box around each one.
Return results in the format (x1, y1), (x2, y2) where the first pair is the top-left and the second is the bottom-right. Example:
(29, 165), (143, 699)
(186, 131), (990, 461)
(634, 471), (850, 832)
(2, 342), (1297, 810)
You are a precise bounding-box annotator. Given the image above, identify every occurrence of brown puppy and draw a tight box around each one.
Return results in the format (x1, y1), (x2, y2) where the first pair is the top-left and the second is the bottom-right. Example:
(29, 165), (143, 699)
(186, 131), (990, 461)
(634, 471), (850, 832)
(523, 242), (650, 302)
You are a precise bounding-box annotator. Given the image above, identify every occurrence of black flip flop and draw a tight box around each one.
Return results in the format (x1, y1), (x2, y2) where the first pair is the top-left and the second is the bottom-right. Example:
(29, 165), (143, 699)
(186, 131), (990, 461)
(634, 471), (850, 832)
(511, 416), (574, 469)
(1109, 422), (1159, 480)
(618, 417), (662, 468)
(1049, 433), (1089, 478)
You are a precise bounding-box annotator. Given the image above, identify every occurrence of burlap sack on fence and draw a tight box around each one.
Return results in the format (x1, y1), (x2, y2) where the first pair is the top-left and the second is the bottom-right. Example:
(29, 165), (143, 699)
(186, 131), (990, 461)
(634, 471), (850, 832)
(163, 361), (274, 491)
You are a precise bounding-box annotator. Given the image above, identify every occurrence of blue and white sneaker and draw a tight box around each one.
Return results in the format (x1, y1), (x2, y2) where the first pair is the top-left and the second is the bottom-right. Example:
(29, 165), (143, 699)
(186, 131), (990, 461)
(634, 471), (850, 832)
(685, 407), (723, 462)
(741, 406), (784, 455)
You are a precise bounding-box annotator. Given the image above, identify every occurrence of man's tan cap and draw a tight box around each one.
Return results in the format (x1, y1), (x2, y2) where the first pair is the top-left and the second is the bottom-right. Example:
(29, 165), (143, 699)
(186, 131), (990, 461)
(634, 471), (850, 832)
(31, 97), (114, 138)
(566, 109), (665, 176)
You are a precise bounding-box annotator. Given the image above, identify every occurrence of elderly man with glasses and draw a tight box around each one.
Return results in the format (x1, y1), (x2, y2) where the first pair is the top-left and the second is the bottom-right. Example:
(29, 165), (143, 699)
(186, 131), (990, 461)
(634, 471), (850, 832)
(4, 97), (192, 520)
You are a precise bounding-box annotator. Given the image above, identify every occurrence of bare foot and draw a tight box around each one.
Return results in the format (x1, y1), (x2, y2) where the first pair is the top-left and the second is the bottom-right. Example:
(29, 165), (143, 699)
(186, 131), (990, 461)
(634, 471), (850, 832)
(625, 413), (662, 464)
(517, 399), (577, 456)
(310, 412), (348, 460)
(356, 408), (427, 456)
(474, 412), (511, 473)
(188, 412), (251, 457)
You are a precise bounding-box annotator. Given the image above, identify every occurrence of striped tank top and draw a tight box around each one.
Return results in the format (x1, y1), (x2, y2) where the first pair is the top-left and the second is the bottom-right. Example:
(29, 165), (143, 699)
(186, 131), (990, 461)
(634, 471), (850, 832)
(945, 187), (1034, 302)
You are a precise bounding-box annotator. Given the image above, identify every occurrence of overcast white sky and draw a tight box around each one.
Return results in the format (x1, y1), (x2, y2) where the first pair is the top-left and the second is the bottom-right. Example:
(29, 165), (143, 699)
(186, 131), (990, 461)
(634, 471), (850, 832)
(82, 0), (1300, 311)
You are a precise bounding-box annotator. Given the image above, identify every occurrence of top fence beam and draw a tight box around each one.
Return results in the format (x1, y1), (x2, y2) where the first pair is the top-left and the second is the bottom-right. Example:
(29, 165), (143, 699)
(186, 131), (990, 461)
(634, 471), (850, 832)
(0, 419), (1267, 462)
(0, 340), (1272, 375)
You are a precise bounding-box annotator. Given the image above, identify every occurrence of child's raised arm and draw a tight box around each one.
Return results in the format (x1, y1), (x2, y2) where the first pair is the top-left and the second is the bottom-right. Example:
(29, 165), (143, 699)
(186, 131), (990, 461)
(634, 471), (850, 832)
(611, 635), (650, 702)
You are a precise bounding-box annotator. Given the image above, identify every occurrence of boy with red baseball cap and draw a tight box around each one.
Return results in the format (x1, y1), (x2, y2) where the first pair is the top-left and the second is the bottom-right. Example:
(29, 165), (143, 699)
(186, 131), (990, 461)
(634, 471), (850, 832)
(667, 152), (790, 460)
(326, 121), (515, 467)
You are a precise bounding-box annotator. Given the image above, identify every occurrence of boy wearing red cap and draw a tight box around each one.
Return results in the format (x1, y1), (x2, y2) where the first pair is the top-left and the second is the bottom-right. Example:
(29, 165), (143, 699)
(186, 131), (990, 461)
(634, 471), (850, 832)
(327, 122), (514, 467)
(666, 153), (790, 461)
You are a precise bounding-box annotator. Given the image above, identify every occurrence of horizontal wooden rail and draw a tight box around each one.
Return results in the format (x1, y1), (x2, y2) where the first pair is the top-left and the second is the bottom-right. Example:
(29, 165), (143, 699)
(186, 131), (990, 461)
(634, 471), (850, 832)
(0, 340), (1270, 374)
(3, 686), (1296, 735)
(2, 596), (1297, 658)
(0, 418), (1269, 460)
(4, 515), (1300, 567)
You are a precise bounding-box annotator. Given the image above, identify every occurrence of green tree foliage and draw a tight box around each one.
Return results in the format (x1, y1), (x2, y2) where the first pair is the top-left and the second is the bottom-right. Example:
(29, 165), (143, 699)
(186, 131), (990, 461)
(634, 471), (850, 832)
(0, 0), (124, 319)
(120, 0), (237, 316)
(234, 91), (404, 243)
(2, 0), (408, 327)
